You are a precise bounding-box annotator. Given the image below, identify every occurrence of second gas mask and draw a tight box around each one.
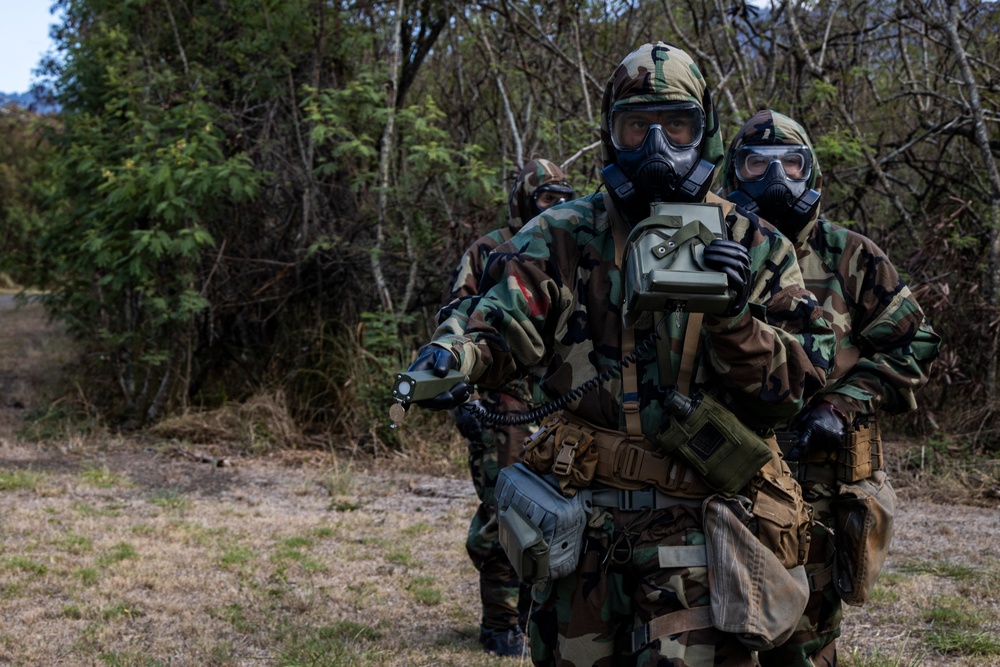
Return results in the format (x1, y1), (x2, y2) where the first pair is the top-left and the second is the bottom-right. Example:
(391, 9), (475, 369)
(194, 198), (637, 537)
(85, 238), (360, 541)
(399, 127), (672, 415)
(727, 144), (820, 236)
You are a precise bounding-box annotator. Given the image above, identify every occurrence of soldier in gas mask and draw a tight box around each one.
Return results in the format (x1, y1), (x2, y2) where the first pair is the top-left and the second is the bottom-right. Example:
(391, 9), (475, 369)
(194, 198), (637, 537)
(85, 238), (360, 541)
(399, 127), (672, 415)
(442, 159), (574, 656)
(721, 110), (941, 667)
(410, 43), (835, 666)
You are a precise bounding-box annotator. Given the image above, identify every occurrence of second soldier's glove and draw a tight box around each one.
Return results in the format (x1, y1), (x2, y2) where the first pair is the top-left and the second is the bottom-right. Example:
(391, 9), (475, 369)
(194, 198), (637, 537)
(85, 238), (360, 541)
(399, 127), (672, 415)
(788, 402), (847, 461)
(703, 238), (752, 316)
(407, 345), (472, 410)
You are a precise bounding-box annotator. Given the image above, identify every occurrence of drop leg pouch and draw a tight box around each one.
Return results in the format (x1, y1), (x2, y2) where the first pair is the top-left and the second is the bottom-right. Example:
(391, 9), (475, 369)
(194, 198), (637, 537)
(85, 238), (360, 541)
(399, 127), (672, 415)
(833, 470), (896, 605)
(703, 494), (809, 651)
(495, 463), (587, 585)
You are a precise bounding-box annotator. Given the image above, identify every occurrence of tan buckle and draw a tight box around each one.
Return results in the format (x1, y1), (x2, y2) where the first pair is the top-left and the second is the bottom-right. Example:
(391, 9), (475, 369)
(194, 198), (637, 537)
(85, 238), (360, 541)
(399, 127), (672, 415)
(553, 444), (577, 477)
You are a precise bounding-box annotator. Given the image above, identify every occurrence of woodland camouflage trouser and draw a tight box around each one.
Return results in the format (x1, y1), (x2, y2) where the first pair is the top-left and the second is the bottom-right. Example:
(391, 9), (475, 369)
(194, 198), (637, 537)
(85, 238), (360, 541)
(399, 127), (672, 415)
(759, 474), (842, 667)
(465, 391), (534, 631)
(527, 504), (754, 667)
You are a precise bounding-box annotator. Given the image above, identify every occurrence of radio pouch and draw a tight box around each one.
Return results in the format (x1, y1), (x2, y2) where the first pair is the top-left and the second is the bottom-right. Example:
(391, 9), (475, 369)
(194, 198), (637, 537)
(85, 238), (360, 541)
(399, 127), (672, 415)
(496, 463), (588, 584)
(833, 470), (896, 605)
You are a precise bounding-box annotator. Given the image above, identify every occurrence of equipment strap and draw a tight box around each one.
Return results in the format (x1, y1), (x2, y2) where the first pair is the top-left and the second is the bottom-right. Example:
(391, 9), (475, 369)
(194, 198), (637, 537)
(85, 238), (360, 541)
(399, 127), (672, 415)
(809, 564), (835, 592)
(630, 606), (714, 654)
(677, 313), (703, 396)
(607, 193), (644, 443)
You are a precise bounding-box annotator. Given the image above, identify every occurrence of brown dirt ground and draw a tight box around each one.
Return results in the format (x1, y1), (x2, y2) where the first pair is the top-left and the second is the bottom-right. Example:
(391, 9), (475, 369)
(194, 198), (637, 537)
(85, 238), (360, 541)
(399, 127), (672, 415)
(1, 299), (998, 667)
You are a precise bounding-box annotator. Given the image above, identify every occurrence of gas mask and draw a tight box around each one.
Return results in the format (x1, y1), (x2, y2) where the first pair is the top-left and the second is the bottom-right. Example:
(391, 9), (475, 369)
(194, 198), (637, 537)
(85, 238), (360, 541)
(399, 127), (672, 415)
(727, 144), (820, 237)
(529, 183), (576, 219)
(602, 102), (716, 223)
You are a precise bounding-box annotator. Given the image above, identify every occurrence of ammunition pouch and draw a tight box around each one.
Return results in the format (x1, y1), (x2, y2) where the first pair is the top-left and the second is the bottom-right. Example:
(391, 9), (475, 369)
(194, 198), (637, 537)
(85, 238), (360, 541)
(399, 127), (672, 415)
(775, 415), (884, 484)
(833, 470), (896, 606)
(495, 462), (588, 584)
(523, 411), (711, 498)
(838, 418), (883, 483)
(656, 392), (774, 495)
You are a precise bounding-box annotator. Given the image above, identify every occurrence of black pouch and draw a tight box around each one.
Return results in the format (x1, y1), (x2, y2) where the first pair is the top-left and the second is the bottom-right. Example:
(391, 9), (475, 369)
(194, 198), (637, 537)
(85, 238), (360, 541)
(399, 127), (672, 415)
(833, 470), (896, 605)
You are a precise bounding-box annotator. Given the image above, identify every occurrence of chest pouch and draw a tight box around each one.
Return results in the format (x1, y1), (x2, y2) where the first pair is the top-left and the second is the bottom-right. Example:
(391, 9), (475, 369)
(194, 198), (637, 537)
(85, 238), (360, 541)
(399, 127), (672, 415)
(495, 462), (588, 584)
(621, 202), (733, 328)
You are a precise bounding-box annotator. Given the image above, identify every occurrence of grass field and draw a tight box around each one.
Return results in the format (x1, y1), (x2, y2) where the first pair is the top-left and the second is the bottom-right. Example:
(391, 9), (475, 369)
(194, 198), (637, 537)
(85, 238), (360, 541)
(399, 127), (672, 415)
(1, 300), (998, 667)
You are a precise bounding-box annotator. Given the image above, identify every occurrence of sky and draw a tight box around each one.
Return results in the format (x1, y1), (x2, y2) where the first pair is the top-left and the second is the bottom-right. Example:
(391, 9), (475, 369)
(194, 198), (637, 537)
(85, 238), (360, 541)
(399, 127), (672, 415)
(0, 3), (61, 94)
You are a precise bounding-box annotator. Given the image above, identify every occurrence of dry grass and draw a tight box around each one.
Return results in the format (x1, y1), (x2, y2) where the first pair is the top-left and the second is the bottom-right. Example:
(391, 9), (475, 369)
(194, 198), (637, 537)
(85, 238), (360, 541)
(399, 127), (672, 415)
(2, 301), (1000, 666)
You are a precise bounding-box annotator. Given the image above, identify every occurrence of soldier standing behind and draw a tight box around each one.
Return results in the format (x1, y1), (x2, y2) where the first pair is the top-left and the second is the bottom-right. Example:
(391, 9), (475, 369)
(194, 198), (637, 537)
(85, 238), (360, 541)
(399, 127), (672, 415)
(442, 160), (574, 656)
(721, 109), (942, 667)
(410, 43), (836, 666)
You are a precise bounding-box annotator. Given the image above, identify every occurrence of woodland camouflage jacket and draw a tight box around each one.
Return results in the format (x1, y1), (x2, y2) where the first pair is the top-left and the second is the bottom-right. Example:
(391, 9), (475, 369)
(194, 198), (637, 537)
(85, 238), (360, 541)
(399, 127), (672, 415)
(429, 42), (834, 436)
(431, 191), (835, 434)
(722, 110), (941, 424)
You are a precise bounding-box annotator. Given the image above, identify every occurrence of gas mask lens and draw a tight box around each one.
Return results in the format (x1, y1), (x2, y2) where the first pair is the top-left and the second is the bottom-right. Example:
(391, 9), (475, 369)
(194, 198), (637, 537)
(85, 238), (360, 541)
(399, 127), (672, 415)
(611, 102), (704, 151)
(534, 185), (575, 211)
(735, 145), (812, 182)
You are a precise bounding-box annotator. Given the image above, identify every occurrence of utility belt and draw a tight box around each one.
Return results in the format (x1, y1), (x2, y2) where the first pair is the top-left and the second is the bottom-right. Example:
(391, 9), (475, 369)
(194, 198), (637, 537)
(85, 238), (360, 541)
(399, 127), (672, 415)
(775, 416), (883, 484)
(522, 408), (811, 569)
(522, 410), (711, 499)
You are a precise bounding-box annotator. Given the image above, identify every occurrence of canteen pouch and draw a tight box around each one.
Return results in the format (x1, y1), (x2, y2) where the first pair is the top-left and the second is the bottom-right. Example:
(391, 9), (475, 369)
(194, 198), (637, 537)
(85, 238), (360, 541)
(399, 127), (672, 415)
(748, 441), (813, 568)
(496, 462), (587, 584)
(657, 392), (773, 495)
(833, 470), (896, 605)
(703, 494), (809, 650)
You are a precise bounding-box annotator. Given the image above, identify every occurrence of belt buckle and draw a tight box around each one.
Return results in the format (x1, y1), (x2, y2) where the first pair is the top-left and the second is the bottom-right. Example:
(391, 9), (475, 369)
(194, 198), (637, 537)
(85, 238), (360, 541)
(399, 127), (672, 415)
(630, 623), (650, 654)
(619, 487), (655, 511)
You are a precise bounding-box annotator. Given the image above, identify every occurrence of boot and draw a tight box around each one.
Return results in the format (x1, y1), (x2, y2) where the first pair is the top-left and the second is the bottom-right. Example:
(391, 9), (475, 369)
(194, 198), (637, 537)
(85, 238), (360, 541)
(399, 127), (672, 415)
(478, 624), (525, 656)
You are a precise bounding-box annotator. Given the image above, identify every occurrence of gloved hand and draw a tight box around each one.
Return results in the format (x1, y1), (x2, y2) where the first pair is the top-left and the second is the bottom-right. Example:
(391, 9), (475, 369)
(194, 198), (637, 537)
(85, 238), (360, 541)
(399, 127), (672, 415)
(788, 402), (847, 461)
(452, 400), (484, 442)
(407, 345), (472, 410)
(703, 238), (751, 316)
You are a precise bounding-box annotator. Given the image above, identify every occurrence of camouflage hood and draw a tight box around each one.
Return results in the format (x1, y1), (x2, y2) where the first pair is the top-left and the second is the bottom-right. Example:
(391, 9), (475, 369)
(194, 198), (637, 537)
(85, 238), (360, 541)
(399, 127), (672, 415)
(600, 42), (724, 175)
(721, 110), (824, 235)
(507, 159), (571, 232)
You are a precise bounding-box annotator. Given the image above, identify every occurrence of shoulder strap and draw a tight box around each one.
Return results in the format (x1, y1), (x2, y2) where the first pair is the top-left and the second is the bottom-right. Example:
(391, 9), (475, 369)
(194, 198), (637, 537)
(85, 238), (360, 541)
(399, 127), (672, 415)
(605, 194), (644, 443)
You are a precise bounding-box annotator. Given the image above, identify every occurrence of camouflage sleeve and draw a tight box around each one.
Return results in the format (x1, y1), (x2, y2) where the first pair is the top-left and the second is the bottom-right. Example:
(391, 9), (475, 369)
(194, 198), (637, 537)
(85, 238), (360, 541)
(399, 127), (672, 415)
(432, 216), (576, 388)
(819, 233), (942, 420)
(439, 231), (506, 307)
(701, 211), (834, 422)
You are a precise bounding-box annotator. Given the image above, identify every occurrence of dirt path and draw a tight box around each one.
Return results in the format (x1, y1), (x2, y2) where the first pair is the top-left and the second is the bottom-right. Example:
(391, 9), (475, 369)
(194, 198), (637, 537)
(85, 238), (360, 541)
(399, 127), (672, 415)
(1, 300), (998, 666)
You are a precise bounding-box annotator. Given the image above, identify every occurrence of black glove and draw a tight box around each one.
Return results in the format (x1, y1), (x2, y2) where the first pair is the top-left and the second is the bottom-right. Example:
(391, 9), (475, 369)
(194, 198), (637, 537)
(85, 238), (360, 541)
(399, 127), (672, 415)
(788, 402), (847, 461)
(703, 238), (751, 316)
(452, 400), (483, 442)
(407, 345), (472, 410)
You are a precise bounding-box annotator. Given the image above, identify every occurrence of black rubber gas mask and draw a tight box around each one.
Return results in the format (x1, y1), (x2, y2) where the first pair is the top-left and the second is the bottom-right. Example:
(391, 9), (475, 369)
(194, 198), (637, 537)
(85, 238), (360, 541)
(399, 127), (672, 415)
(602, 102), (716, 223)
(727, 144), (820, 238)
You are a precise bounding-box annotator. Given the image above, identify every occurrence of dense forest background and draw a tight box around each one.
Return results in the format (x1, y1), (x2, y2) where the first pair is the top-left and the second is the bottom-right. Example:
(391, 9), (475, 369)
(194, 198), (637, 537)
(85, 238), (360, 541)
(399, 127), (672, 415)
(0, 0), (997, 450)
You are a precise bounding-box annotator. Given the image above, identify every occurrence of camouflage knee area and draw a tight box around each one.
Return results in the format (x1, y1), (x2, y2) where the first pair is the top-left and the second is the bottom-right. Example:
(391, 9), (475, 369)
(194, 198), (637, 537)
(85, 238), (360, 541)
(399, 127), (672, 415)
(466, 503), (501, 566)
(467, 430), (500, 505)
(530, 507), (754, 667)
(527, 517), (634, 667)
(630, 507), (753, 667)
(479, 568), (522, 630)
(467, 503), (522, 628)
